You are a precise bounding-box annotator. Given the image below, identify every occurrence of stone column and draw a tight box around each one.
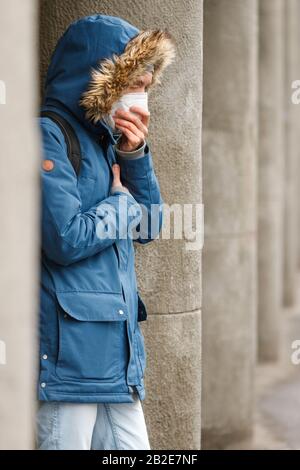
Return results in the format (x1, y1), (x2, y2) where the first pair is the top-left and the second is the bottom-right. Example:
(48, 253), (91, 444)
(282, 0), (300, 307)
(202, 0), (258, 448)
(283, 0), (300, 376)
(39, 0), (203, 450)
(257, 0), (284, 361)
(0, 0), (40, 449)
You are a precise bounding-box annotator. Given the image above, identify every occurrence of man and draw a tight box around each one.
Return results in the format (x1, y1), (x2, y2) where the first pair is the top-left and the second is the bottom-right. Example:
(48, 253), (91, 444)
(37, 14), (176, 450)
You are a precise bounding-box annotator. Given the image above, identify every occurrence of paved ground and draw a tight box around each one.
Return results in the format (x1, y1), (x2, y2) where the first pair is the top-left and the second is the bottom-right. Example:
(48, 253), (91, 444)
(224, 286), (300, 451)
(225, 362), (300, 450)
(258, 371), (300, 450)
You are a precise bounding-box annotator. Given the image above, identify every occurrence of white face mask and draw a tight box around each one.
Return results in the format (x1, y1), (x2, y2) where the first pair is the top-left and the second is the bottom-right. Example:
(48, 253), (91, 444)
(102, 91), (149, 134)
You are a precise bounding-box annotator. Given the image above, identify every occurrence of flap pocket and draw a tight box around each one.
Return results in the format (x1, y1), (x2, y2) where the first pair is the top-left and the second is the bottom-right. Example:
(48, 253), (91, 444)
(54, 291), (129, 382)
(55, 291), (128, 321)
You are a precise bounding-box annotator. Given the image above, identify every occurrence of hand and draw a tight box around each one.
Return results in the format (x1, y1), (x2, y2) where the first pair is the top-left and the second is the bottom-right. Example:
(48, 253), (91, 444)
(111, 163), (130, 194)
(112, 106), (150, 152)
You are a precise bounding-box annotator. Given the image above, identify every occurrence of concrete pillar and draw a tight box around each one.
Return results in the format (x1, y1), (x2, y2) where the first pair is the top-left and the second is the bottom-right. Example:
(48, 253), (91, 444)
(297, 1), (300, 274)
(39, 1), (203, 450)
(0, 0), (40, 449)
(257, 0), (284, 361)
(202, 0), (258, 448)
(283, 0), (300, 377)
(282, 0), (300, 307)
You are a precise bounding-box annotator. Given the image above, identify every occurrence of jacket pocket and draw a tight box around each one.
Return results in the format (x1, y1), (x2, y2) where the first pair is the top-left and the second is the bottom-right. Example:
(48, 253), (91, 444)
(54, 291), (129, 382)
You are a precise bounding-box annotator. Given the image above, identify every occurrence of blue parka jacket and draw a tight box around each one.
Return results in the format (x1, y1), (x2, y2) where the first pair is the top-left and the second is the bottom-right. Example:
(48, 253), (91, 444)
(38, 14), (176, 403)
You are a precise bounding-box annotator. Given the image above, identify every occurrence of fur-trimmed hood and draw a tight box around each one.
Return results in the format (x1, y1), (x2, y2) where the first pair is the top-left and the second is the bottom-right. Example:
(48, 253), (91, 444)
(43, 14), (176, 135)
(79, 29), (176, 124)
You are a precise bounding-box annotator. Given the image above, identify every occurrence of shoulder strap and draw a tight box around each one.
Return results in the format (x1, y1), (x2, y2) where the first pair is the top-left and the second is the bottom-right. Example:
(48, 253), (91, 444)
(40, 110), (82, 177)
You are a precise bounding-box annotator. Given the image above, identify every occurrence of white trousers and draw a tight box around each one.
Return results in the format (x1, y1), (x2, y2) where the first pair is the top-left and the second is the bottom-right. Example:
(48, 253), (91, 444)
(36, 392), (151, 450)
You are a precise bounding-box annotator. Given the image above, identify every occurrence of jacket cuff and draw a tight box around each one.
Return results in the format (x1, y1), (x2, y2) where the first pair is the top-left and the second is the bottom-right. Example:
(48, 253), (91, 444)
(114, 138), (146, 160)
(116, 142), (154, 179)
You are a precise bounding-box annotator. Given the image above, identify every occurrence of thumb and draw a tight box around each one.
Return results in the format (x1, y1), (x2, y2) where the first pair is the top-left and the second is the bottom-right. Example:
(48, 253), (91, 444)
(112, 164), (121, 187)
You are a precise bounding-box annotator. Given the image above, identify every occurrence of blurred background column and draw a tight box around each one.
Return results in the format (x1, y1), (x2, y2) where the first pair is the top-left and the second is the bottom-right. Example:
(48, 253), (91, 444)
(282, 0), (300, 307)
(257, 0), (284, 362)
(282, 0), (300, 373)
(0, 0), (40, 449)
(39, 0), (203, 450)
(202, 0), (258, 448)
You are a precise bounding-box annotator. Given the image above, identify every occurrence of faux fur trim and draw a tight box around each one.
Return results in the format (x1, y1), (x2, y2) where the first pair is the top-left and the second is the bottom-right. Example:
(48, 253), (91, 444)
(79, 29), (176, 124)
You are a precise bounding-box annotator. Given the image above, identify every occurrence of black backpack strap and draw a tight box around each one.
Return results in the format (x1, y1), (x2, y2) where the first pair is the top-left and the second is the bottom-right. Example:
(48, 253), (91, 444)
(40, 110), (82, 177)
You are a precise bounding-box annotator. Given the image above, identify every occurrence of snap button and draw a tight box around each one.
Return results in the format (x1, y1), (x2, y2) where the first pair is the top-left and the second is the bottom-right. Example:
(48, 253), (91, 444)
(118, 309), (124, 315)
(64, 314), (67, 318)
(42, 354), (48, 360)
(41, 382), (46, 388)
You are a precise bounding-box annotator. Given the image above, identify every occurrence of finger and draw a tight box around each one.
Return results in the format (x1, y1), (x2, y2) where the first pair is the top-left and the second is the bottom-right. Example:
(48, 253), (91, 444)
(114, 124), (143, 149)
(114, 118), (146, 140)
(114, 110), (148, 136)
(129, 106), (150, 127)
(112, 163), (122, 187)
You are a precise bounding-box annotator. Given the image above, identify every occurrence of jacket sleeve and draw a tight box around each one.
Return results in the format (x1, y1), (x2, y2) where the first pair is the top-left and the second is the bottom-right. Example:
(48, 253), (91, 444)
(40, 120), (142, 266)
(116, 140), (164, 244)
(114, 137), (146, 159)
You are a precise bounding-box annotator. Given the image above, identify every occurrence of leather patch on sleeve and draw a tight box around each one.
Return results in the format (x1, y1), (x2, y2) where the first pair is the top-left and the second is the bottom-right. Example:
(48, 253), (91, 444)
(42, 159), (55, 171)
